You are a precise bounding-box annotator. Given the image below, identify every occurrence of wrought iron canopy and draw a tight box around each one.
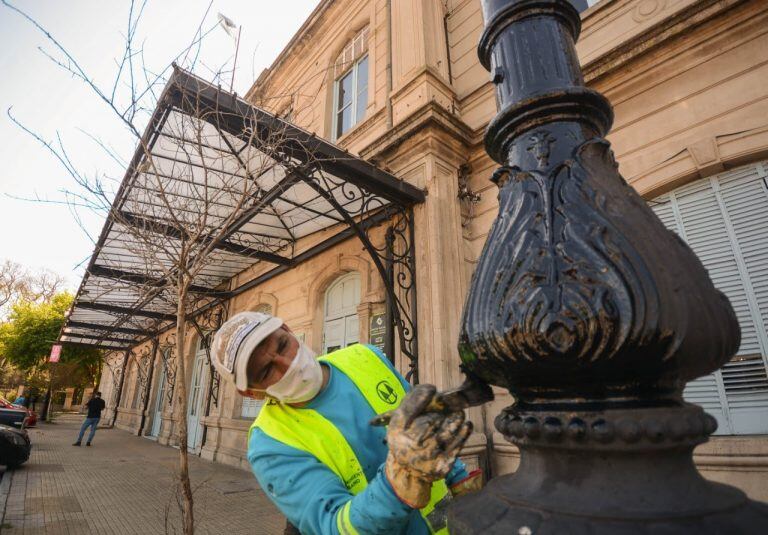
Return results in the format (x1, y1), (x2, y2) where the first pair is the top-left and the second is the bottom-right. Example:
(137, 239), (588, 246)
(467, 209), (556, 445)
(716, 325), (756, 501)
(58, 67), (424, 354)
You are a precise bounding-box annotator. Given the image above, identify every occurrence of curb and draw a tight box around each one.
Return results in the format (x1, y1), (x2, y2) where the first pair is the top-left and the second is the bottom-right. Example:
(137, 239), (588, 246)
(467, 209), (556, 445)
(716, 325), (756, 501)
(0, 466), (12, 528)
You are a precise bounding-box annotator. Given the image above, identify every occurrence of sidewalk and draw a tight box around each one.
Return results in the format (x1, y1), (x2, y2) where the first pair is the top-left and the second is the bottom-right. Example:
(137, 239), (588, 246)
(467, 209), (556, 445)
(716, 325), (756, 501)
(0, 414), (285, 534)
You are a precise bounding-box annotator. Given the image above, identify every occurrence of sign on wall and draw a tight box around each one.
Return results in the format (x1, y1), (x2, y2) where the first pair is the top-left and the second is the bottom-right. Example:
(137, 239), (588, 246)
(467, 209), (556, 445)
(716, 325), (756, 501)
(49, 344), (62, 363)
(369, 313), (387, 353)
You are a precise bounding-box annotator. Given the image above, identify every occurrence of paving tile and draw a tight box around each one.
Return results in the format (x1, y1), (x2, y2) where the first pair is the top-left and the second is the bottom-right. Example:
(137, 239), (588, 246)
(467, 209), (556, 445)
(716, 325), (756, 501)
(22, 465), (65, 473)
(0, 414), (285, 534)
(210, 479), (258, 495)
(25, 497), (81, 514)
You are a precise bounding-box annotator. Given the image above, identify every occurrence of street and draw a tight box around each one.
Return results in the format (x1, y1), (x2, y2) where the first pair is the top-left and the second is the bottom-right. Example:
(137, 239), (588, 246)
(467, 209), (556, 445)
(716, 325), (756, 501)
(0, 414), (284, 534)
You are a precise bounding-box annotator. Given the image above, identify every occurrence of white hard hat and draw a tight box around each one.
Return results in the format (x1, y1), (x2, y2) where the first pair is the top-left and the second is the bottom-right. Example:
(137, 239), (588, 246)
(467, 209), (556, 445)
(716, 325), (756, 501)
(211, 311), (283, 391)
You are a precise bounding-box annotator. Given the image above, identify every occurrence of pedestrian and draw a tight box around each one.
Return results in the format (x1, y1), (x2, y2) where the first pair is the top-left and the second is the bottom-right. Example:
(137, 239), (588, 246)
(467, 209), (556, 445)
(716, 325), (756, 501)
(211, 312), (482, 534)
(73, 391), (106, 446)
(14, 394), (26, 407)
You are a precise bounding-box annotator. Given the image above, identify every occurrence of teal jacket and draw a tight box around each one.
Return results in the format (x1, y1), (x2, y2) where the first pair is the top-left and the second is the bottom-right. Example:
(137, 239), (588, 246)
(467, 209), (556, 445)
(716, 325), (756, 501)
(248, 345), (468, 534)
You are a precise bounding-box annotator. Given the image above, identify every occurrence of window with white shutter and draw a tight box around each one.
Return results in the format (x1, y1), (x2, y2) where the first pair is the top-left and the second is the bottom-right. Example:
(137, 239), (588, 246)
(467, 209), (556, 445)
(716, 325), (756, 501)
(650, 161), (768, 435)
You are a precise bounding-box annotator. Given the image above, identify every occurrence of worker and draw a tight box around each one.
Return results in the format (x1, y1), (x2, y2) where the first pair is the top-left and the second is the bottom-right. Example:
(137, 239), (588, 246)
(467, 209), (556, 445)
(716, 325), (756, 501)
(212, 311), (482, 534)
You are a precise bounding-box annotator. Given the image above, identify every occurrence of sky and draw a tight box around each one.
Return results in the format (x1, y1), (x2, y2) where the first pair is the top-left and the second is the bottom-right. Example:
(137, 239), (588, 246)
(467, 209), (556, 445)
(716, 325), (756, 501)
(0, 0), (320, 291)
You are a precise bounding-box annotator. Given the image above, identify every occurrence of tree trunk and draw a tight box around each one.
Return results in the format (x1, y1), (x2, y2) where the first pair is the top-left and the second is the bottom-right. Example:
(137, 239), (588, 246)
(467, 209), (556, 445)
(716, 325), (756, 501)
(175, 284), (194, 535)
(41, 385), (51, 421)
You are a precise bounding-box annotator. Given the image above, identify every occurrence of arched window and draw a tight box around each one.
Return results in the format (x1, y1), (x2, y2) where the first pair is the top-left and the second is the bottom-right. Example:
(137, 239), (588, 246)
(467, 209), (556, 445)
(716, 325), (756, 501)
(332, 26), (369, 139)
(323, 273), (361, 353)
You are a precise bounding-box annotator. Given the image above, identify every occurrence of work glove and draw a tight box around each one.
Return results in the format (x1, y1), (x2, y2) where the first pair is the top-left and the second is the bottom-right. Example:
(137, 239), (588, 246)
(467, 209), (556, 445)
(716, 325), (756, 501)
(385, 384), (473, 509)
(450, 468), (484, 497)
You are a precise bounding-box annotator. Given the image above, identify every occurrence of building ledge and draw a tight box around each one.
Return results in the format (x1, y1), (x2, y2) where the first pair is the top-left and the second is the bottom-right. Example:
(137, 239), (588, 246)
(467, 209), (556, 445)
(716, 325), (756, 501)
(360, 100), (477, 162)
(695, 435), (768, 470)
(581, 0), (744, 83)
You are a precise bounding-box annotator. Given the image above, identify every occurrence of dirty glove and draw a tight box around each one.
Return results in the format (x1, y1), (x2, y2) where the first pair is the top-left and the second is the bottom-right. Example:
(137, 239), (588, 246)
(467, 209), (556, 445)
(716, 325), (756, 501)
(450, 468), (484, 497)
(385, 384), (473, 509)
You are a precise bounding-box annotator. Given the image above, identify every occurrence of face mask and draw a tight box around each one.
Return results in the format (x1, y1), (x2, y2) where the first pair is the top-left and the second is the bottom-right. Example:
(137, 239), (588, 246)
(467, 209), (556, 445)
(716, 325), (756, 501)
(264, 343), (323, 403)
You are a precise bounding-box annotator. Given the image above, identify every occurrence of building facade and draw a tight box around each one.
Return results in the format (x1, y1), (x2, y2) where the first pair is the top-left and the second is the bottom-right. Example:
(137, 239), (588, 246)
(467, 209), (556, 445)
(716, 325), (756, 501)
(95, 0), (768, 501)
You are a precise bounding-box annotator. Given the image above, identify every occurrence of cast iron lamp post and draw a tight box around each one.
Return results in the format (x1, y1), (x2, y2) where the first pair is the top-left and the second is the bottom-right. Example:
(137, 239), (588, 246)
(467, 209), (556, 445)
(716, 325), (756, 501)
(448, 0), (768, 532)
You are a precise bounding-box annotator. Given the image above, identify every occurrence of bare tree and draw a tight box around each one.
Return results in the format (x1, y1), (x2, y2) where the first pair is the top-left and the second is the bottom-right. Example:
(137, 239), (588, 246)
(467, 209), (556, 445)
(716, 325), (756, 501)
(0, 259), (67, 318)
(0, 261), (28, 314)
(2, 2), (331, 533)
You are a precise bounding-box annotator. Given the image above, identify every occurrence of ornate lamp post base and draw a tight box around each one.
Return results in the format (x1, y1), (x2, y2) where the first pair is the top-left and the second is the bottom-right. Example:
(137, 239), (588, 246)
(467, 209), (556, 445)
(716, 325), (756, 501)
(448, 0), (768, 532)
(451, 404), (768, 533)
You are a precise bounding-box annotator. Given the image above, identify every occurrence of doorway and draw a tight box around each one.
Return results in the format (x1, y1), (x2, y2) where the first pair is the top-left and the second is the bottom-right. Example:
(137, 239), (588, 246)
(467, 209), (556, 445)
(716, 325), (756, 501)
(148, 358), (167, 438)
(186, 341), (208, 451)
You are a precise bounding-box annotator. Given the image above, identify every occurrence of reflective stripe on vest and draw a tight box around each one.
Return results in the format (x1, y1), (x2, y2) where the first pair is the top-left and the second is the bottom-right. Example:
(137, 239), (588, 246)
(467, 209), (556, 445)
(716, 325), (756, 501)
(336, 501), (359, 535)
(249, 344), (449, 534)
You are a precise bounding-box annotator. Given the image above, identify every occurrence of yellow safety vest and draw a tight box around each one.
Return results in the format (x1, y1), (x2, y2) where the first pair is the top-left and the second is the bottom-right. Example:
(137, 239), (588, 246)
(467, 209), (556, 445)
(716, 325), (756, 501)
(249, 344), (450, 534)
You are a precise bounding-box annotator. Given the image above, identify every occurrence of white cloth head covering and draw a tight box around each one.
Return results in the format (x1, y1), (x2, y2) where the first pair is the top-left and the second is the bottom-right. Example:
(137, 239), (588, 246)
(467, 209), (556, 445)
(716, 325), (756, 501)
(211, 311), (283, 391)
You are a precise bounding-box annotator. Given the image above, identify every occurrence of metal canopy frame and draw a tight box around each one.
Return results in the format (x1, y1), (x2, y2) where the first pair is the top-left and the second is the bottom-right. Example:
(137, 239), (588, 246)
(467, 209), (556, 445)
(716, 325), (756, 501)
(59, 66), (425, 384)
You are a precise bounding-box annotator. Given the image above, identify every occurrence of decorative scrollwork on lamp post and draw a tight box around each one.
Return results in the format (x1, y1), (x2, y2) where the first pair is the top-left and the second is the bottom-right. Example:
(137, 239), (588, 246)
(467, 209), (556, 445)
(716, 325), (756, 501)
(448, 0), (768, 532)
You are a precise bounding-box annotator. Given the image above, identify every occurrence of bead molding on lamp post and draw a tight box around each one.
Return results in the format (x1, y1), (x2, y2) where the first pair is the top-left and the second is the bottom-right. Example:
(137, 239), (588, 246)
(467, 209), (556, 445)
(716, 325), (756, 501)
(447, 0), (768, 532)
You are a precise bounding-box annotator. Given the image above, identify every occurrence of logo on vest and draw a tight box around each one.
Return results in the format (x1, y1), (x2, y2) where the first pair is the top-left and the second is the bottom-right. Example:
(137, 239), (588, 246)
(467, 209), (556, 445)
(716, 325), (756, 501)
(376, 381), (398, 405)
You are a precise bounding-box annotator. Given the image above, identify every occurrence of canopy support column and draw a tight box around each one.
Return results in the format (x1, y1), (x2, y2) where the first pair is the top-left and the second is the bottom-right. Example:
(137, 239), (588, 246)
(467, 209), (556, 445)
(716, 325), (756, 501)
(110, 350), (129, 427)
(189, 304), (227, 450)
(138, 338), (159, 436)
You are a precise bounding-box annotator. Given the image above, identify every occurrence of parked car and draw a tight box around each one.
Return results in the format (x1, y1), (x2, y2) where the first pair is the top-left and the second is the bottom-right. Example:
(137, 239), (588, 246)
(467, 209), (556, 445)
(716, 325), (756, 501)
(0, 397), (37, 427)
(0, 404), (27, 428)
(0, 424), (31, 467)
(15, 405), (37, 427)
